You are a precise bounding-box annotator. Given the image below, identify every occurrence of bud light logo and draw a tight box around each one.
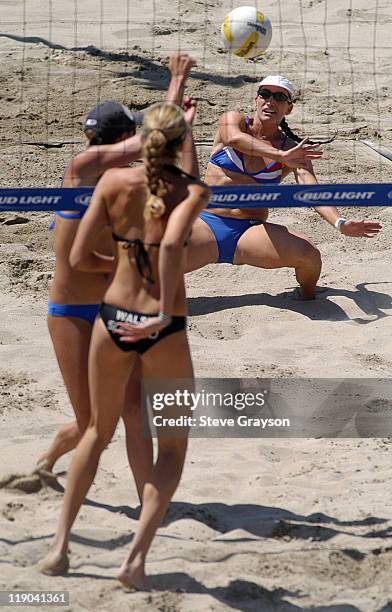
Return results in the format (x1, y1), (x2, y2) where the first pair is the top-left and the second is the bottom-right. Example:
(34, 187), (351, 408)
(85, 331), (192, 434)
(74, 193), (91, 206)
(293, 188), (376, 203)
(388, 191), (392, 200)
(293, 189), (333, 203)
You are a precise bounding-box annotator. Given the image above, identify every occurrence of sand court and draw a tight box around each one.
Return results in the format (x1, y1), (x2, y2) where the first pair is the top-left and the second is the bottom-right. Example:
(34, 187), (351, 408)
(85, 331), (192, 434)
(0, 0), (392, 609)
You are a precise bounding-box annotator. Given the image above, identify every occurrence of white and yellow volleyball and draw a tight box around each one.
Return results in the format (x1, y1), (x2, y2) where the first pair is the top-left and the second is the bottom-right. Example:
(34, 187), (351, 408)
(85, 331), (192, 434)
(221, 6), (272, 59)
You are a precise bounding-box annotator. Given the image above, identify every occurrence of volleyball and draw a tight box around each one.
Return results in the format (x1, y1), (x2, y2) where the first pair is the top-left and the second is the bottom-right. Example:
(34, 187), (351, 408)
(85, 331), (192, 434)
(221, 6), (272, 59)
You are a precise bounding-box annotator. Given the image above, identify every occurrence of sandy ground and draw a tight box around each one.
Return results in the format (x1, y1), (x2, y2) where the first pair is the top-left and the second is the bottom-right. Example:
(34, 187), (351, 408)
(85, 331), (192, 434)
(1, 1), (392, 610)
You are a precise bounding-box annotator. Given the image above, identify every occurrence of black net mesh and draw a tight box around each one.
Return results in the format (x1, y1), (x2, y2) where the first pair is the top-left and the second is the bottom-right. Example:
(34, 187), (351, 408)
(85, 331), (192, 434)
(0, 0), (390, 187)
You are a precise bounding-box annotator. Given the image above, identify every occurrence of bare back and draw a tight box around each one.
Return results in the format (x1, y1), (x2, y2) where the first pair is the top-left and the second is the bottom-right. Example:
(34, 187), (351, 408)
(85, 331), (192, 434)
(103, 165), (194, 316)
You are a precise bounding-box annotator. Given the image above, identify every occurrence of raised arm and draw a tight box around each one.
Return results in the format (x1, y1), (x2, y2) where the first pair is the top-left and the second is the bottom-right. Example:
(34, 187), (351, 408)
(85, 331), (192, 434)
(180, 97), (199, 178)
(68, 54), (196, 182)
(166, 53), (196, 105)
(67, 135), (143, 182)
(167, 54), (199, 178)
(69, 172), (116, 273)
(220, 111), (323, 169)
(295, 165), (382, 238)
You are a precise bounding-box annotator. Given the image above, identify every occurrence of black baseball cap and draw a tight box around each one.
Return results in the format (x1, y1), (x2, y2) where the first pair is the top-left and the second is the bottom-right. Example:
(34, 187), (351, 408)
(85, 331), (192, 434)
(84, 101), (143, 144)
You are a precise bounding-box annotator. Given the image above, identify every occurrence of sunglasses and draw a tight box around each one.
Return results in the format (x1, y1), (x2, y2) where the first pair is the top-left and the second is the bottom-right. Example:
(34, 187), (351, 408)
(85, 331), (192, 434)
(257, 88), (292, 103)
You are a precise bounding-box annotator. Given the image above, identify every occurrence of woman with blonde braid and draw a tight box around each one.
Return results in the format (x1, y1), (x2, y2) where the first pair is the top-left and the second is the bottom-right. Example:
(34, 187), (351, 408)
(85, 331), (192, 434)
(36, 53), (196, 486)
(39, 101), (210, 590)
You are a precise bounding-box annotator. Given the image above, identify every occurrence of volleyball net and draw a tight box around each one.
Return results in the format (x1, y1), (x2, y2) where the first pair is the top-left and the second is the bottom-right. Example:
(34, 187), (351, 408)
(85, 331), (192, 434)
(0, 0), (390, 207)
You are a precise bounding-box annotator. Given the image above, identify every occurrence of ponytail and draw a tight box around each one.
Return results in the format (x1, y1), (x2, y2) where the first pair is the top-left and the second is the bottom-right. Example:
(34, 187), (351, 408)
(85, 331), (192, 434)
(280, 117), (337, 145)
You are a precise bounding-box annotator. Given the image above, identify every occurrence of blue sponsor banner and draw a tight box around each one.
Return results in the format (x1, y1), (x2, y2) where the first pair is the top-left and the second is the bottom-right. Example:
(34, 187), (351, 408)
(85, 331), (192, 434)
(209, 183), (392, 208)
(0, 184), (391, 212)
(0, 188), (92, 212)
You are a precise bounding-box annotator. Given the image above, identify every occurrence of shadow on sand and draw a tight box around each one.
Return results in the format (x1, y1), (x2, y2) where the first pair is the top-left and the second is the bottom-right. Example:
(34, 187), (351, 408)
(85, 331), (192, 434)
(188, 282), (392, 324)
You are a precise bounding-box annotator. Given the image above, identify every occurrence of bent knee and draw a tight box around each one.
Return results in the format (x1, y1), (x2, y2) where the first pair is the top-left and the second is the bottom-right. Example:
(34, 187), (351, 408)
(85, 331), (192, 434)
(87, 425), (114, 453)
(76, 414), (90, 434)
(295, 239), (321, 265)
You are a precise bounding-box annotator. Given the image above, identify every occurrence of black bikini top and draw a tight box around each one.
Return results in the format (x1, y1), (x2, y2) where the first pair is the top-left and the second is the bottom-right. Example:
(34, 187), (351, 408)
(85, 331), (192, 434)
(112, 234), (159, 284)
(112, 165), (194, 284)
(162, 164), (197, 181)
(112, 233), (188, 284)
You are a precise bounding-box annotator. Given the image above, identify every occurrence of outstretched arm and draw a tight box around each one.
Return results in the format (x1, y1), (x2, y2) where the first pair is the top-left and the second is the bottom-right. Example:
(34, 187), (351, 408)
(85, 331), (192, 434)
(220, 111), (323, 169)
(295, 165), (382, 238)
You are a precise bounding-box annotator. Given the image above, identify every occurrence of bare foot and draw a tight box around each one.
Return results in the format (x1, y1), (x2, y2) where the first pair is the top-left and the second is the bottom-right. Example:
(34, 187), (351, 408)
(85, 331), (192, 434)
(290, 286), (329, 301)
(34, 457), (53, 473)
(31, 459), (63, 492)
(39, 551), (69, 576)
(117, 560), (148, 592)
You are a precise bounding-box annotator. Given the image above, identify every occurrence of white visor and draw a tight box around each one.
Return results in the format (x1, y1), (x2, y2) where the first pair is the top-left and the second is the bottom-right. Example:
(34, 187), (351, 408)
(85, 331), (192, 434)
(258, 75), (295, 100)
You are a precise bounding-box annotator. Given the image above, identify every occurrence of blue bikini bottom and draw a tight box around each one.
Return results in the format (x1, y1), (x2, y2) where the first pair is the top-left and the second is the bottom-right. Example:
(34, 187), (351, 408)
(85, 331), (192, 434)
(47, 301), (100, 325)
(199, 211), (261, 264)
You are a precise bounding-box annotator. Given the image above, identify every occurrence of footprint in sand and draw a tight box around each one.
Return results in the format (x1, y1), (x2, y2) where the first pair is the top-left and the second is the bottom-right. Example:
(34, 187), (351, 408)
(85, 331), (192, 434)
(0, 473), (42, 493)
(1, 500), (24, 521)
(0, 468), (62, 494)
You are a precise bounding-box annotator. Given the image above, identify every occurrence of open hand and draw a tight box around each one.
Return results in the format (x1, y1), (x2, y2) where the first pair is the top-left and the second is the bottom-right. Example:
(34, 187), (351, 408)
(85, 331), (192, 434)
(114, 317), (168, 342)
(340, 219), (382, 238)
(283, 137), (323, 169)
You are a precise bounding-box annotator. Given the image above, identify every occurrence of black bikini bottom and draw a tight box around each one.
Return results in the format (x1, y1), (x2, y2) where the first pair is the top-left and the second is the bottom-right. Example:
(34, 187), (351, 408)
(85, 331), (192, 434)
(99, 302), (186, 354)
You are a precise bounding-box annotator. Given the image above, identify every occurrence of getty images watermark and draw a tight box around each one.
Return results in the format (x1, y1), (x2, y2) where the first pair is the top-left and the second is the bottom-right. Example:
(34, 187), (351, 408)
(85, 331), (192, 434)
(141, 378), (392, 438)
(150, 388), (290, 432)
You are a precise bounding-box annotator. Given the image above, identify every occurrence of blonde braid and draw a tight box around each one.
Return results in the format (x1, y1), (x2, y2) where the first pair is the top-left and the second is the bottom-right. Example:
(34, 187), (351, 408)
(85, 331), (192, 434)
(142, 102), (187, 221)
(144, 129), (167, 220)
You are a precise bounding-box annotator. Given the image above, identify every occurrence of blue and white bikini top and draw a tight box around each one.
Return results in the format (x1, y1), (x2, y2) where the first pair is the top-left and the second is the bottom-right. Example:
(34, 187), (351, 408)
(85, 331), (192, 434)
(209, 117), (287, 184)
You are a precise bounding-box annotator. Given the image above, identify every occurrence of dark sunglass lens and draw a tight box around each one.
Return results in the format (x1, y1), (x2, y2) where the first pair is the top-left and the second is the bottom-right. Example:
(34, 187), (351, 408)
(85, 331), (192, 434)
(258, 88), (271, 99)
(275, 92), (289, 102)
(258, 88), (290, 102)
